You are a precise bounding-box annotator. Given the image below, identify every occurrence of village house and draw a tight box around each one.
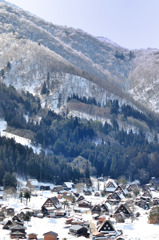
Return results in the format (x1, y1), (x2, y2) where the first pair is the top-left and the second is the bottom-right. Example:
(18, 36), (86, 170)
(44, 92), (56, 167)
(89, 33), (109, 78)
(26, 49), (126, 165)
(69, 224), (89, 237)
(10, 224), (26, 239)
(115, 185), (128, 196)
(94, 191), (100, 197)
(17, 211), (26, 221)
(1, 205), (8, 213)
(76, 195), (85, 202)
(83, 189), (92, 196)
(41, 196), (61, 215)
(105, 179), (118, 193)
(63, 182), (74, 190)
(101, 202), (111, 215)
(152, 197), (159, 206)
(114, 203), (133, 218)
(134, 198), (150, 210)
(52, 185), (64, 193)
(48, 209), (66, 218)
(3, 220), (13, 230)
(142, 191), (152, 199)
(77, 199), (92, 208)
(107, 191), (124, 205)
(97, 219), (116, 235)
(12, 215), (23, 225)
(150, 177), (159, 190)
(91, 204), (102, 215)
(71, 218), (84, 225)
(127, 182), (139, 192)
(6, 206), (15, 216)
(42, 197), (61, 209)
(40, 185), (50, 191)
(143, 183), (152, 191)
(26, 179), (39, 191)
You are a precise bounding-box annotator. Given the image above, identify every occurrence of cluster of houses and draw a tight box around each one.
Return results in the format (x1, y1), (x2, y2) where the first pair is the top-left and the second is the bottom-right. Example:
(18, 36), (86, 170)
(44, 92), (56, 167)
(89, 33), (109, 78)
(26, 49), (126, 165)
(0, 177), (159, 239)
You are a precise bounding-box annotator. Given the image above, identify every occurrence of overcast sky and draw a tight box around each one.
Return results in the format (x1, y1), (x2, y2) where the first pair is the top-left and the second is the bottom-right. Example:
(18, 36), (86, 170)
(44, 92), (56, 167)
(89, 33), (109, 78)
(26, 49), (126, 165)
(6, 0), (159, 49)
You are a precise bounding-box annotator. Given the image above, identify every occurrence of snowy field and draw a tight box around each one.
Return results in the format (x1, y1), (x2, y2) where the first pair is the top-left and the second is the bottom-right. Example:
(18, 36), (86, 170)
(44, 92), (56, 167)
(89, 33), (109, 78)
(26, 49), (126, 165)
(0, 119), (7, 135)
(0, 119), (41, 154)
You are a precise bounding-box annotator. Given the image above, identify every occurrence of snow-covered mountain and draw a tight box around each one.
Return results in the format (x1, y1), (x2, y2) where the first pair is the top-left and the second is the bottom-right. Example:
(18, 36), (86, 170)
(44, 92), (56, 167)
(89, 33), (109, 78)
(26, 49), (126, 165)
(0, 1), (159, 119)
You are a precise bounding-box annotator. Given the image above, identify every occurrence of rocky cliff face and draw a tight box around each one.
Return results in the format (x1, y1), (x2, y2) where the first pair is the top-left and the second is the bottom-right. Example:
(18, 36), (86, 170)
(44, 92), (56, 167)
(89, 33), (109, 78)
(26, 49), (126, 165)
(0, 1), (159, 131)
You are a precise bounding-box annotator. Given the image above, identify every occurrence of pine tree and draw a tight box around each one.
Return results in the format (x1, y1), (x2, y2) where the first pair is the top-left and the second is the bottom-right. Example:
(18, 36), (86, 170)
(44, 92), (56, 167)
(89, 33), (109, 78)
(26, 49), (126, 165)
(41, 81), (47, 95)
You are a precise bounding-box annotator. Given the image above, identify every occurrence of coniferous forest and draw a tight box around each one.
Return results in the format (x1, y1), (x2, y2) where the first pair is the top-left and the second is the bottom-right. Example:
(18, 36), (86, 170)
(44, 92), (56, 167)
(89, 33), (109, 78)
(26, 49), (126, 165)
(0, 83), (159, 186)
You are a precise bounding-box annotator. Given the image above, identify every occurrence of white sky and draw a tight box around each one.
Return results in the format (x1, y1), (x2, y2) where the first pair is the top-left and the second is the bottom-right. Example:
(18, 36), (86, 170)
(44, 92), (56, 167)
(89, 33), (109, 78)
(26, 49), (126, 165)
(6, 0), (159, 49)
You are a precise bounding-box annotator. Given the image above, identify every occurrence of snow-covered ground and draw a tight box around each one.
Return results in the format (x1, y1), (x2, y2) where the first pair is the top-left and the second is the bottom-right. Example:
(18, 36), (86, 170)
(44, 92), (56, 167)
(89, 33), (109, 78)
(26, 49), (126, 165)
(0, 119), (41, 154)
(0, 119), (7, 135)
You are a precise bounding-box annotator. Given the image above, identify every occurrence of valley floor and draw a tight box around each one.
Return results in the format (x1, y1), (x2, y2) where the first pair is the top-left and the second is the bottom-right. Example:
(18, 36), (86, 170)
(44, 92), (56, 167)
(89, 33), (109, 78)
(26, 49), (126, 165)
(0, 179), (159, 240)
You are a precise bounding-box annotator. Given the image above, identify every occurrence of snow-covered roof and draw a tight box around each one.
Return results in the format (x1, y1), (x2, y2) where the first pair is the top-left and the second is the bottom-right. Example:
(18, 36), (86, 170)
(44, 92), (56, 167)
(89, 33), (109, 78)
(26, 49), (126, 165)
(64, 182), (74, 188)
(105, 179), (118, 189)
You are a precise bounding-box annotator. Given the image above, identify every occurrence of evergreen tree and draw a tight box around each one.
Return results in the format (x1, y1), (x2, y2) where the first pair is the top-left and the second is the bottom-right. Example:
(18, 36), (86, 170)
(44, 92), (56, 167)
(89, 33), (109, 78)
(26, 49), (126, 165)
(2, 172), (17, 189)
(24, 190), (31, 205)
(41, 81), (47, 95)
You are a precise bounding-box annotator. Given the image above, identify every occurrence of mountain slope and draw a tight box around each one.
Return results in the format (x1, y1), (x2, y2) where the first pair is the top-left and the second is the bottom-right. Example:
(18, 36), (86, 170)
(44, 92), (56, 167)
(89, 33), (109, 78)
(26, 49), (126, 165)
(0, 1), (159, 118)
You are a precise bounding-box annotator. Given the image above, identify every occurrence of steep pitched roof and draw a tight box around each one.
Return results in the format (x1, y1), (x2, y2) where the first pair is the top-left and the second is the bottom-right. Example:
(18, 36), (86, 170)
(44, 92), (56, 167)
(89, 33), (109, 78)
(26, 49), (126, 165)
(76, 195), (85, 202)
(98, 219), (116, 233)
(91, 204), (101, 213)
(105, 179), (118, 189)
(114, 203), (132, 216)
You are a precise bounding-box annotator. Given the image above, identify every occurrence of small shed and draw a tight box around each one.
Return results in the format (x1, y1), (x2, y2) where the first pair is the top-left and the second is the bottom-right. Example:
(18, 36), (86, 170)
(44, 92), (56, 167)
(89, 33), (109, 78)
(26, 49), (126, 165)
(43, 231), (58, 240)
(28, 233), (38, 240)
(69, 225), (89, 237)
(6, 207), (15, 216)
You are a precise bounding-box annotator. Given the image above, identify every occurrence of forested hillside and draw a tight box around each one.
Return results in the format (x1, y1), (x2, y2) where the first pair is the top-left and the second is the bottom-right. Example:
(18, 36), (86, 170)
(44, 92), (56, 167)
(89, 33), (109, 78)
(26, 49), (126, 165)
(0, 83), (159, 186)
